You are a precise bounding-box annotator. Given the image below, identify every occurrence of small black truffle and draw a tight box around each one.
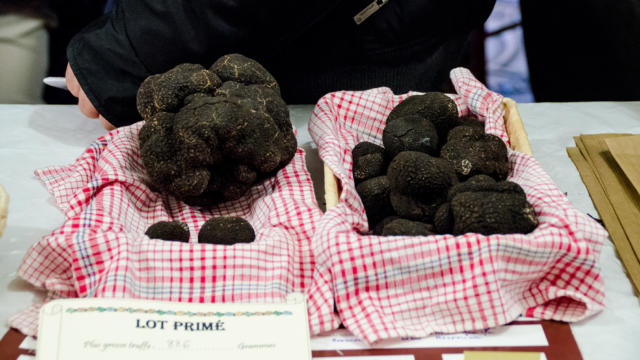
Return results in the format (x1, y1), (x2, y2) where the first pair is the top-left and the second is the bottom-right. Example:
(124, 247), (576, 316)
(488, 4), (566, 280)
(198, 217), (255, 245)
(387, 151), (458, 200)
(383, 115), (439, 158)
(386, 92), (458, 141)
(386, 151), (457, 222)
(381, 218), (435, 236)
(447, 177), (538, 235)
(352, 141), (387, 184)
(440, 125), (510, 181)
(433, 202), (453, 234)
(372, 216), (400, 235)
(145, 221), (190, 242)
(356, 176), (394, 226)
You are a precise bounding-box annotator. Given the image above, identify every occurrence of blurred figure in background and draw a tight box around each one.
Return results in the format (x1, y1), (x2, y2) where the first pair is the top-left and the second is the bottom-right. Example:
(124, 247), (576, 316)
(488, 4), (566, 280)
(0, 0), (114, 104)
(64, 0), (497, 130)
(0, 1), (55, 103)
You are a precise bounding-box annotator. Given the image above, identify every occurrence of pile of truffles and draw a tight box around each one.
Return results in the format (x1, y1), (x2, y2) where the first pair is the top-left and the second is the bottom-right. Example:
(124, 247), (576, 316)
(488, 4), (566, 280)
(353, 92), (538, 236)
(137, 54), (297, 206)
(145, 217), (255, 245)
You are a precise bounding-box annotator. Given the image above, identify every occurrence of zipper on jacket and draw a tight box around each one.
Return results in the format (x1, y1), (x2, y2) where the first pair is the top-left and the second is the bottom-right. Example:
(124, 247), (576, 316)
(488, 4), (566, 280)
(354, 0), (389, 25)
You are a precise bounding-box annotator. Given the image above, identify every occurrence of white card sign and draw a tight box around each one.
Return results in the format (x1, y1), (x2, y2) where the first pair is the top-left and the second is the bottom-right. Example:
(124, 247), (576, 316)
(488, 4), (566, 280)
(36, 295), (310, 360)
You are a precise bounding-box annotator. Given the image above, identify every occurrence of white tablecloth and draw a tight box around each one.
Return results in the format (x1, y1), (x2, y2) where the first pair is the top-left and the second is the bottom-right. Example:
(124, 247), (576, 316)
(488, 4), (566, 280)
(1, 102), (639, 359)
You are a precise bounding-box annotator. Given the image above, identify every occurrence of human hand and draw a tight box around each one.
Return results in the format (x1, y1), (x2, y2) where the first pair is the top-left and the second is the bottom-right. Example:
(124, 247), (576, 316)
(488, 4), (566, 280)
(65, 63), (116, 130)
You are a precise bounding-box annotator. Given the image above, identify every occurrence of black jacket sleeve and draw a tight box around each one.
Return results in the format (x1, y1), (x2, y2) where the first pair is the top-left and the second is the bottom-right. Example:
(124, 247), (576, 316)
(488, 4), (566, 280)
(68, 0), (496, 127)
(67, 0), (343, 127)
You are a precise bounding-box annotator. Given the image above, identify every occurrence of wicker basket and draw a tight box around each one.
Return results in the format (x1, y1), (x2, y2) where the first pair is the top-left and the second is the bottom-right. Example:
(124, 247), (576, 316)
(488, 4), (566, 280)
(323, 97), (532, 209)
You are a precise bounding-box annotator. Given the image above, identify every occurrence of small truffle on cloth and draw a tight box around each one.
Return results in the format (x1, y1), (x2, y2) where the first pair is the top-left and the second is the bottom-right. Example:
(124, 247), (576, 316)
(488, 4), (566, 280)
(145, 220), (190, 242)
(198, 216), (255, 245)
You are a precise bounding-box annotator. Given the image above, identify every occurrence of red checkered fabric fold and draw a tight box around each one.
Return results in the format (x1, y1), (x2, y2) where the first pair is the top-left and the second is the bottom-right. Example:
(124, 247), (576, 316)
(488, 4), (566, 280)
(308, 67), (607, 343)
(11, 123), (337, 336)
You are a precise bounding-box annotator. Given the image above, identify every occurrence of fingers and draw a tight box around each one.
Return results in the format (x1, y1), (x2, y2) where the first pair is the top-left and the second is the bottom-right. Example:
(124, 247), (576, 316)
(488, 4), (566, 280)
(65, 63), (80, 97)
(66, 62), (115, 131)
(99, 115), (116, 131)
(78, 89), (99, 118)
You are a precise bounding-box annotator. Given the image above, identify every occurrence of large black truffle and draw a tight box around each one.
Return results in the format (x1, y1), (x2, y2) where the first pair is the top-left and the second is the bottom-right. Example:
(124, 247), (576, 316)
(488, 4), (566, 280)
(440, 125), (510, 181)
(137, 54), (297, 206)
(145, 221), (190, 242)
(198, 217), (255, 245)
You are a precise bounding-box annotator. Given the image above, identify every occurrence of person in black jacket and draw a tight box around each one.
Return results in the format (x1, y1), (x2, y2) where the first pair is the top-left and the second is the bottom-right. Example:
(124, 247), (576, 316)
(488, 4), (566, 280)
(65, 0), (496, 129)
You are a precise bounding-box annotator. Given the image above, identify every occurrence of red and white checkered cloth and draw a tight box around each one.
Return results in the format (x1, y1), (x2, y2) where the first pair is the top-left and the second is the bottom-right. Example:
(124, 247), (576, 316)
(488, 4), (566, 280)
(308, 67), (608, 343)
(9, 123), (338, 337)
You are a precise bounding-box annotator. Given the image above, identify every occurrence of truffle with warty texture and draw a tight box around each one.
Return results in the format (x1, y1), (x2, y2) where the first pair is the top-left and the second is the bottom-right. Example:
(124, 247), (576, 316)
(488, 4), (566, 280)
(145, 220), (190, 242)
(437, 175), (538, 235)
(137, 54), (297, 206)
(383, 114), (439, 158)
(387, 151), (458, 222)
(382, 218), (435, 236)
(352, 141), (387, 184)
(386, 92), (458, 141)
(440, 125), (510, 181)
(356, 175), (394, 226)
(198, 216), (255, 245)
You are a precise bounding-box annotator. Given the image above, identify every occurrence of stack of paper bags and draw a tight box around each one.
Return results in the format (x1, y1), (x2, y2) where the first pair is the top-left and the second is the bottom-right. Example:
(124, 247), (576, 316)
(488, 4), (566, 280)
(567, 134), (640, 296)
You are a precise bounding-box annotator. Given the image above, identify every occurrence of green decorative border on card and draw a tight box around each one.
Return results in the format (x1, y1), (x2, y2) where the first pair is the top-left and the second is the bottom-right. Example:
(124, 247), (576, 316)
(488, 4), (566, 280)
(65, 307), (293, 317)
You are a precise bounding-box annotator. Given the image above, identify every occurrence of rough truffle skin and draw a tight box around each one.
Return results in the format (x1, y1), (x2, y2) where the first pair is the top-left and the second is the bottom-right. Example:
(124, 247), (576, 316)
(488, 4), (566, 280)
(145, 221), (190, 242)
(447, 174), (523, 200)
(372, 215), (400, 235)
(434, 202), (453, 234)
(382, 218), (435, 236)
(352, 141), (387, 184)
(448, 179), (538, 235)
(386, 151), (457, 222)
(210, 54), (280, 95)
(389, 192), (443, 223)
(198, 217), (255, 245)
(440, 125), (510, 181)
(383, 115), (439, 158)
(137, 63), (222, 119)
(137, 54), (297, 206)
(387, 151), (458, 200)
(386, 92), (458, 141)
(356, 176), (394, 226)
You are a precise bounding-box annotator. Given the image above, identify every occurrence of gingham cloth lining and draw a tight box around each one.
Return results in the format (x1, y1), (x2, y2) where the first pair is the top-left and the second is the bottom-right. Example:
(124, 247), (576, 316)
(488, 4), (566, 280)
(308, 67), (607, 343)
(9, 123), (339, 337)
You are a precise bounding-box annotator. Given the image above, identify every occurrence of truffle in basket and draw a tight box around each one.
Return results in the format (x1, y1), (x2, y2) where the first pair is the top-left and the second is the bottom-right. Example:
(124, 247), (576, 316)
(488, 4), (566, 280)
(353, 92), (538, 237)
(136, 54), (297, 207)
